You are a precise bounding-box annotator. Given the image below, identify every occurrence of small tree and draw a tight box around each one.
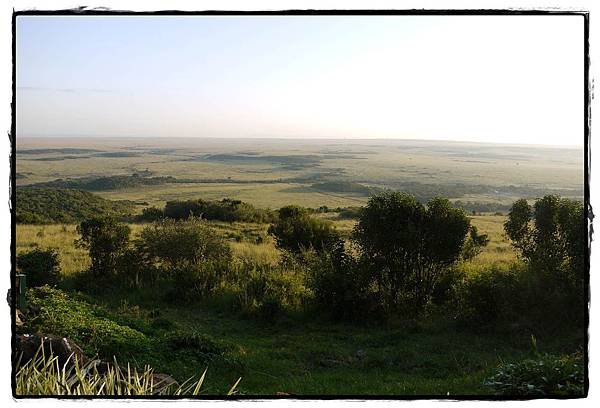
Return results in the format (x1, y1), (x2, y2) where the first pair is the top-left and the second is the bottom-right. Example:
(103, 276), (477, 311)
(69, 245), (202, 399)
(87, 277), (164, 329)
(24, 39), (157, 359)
(76, 217), (131, 277)
(136, 218), (232, 298)
(268, 205), (340, 255)
(504, 195), (585, 292)
(461, 225), (490, 261)
(136, 217), (231, 268)
(16, 248), (61, 287)
(353, 192), (472, 314)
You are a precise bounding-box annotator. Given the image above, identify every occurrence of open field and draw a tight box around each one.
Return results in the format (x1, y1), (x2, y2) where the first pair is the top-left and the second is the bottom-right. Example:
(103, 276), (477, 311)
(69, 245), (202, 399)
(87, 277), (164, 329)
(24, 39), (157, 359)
(14, 137), (583, 397)
(17, 138), (583, 212)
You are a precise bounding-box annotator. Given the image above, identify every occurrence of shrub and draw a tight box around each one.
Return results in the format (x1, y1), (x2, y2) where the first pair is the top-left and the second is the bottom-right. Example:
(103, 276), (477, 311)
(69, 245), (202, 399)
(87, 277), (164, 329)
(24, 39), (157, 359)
(76, 217), (131, 277)
(16, 248), (61, 287)
(164, 261), (230, 303)
(505, 196), (585, 289)
(307, 241), (373, 322)
(484, 352), (585, 397)
(231, 261), (310, 320)
(452, 265), (522, 330)
(163, 198), (275, 223)
(136, 218), (232, 269)
(504, 196), (586, 327)
(136, 206), (164, 222)
(268, 205), (340, 255)
(24, 286), (149, 359)
(353, 193), (475, 315)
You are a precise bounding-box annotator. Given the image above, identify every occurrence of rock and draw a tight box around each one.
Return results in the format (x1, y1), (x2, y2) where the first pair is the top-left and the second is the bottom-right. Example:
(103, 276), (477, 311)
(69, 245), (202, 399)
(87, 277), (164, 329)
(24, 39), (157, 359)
(151, 373), (179, 394)
(15, 334), (87, 369)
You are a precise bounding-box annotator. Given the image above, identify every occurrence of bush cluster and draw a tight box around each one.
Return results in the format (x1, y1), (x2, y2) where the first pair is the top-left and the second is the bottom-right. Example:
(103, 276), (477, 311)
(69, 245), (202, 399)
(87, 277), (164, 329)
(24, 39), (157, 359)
(484, 352), (584, 396)
(17, 248), (61, 287)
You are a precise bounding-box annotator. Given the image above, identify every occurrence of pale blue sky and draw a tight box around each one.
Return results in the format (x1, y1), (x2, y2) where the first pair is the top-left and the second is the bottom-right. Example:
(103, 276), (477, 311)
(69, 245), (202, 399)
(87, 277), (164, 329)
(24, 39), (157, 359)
(17, 15), (584, 145)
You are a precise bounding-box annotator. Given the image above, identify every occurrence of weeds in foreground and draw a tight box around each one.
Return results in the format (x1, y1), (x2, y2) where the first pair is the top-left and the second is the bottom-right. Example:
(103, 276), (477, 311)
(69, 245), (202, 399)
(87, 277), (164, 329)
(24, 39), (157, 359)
(16, 346), (241, 396)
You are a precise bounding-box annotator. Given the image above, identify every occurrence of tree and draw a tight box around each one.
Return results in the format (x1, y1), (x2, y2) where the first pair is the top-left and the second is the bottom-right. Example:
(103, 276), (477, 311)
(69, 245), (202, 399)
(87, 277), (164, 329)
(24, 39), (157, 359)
(504, 195), (585, 290)
(16, 247), (61, 287)
(76, 217), (131, 277)
(353, 192), (472, 314)
(461, 225), (490, 261)
(268, 205), (340, 255)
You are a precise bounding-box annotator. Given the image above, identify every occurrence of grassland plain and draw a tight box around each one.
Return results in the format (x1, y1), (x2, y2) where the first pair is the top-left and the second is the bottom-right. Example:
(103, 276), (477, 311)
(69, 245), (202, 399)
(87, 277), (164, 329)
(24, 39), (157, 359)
(17, 138), (583, 212)
(16, 215), (516, 277)
(15, 138), (583, 395)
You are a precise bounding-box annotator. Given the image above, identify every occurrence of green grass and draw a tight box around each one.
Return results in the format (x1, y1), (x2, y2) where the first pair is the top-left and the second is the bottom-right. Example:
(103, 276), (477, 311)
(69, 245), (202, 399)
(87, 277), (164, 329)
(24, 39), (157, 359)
(21, 286), (582, 396)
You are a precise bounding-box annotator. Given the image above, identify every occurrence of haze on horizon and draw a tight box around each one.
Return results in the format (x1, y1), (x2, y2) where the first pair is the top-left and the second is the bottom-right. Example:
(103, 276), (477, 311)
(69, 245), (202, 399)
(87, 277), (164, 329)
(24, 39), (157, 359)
(16, 15), (584, 146)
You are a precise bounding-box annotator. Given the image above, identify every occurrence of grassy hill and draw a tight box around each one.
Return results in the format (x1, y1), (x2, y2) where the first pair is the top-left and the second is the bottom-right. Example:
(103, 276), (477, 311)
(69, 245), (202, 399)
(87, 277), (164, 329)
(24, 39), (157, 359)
(16, 188), (135, 224)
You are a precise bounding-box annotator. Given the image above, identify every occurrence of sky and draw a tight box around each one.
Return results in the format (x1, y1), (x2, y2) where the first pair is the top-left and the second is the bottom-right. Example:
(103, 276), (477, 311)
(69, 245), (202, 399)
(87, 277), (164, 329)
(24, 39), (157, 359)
(16, 15), (584, 146)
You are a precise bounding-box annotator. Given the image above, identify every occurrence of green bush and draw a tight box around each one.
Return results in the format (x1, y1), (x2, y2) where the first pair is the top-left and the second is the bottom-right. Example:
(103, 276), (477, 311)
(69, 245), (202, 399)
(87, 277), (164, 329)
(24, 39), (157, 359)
(136, 206), (165, 222)
(163, 198), (275, 223)
(452, 265), (523, 330)
(505, 196), (585, 317)
(164, 261), (230, 303)
(353, 193), (476, 315)
(76, 217), (131, 277)
(307, 241), (373, 322)
(268, 205), (340, 255)
(230, 261), (310, 320)
(24, 286), (149, 359)
(484, 352), (585, 397)
(136, 218), (232, 269)
(17, 248), (61, 287)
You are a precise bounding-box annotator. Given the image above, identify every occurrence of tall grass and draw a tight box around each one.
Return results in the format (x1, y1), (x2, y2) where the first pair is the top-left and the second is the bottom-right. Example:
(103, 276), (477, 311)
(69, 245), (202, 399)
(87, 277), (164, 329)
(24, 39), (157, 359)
(15, 346), (241, 396)
(16, 214), (516, 278)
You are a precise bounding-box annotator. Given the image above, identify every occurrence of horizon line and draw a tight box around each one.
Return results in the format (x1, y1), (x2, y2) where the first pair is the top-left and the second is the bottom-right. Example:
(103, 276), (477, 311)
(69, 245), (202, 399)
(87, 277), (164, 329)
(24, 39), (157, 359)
(16, 135), (583, 150)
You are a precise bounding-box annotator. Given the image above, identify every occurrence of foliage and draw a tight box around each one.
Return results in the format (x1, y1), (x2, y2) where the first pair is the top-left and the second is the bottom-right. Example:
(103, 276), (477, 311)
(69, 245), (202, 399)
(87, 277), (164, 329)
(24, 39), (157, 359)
(16, 188), (134, 224)
(164, 198), (276, 223)
(16, 248), (61, 287)
(484, 352), (585, 397)
(310, 181), (380, 196)
(230, 261), (310, 321)
(307, 241), (373, 321)
(24, 286), (149, 359)
(353, 192), (473, 314)
(136, 206), (165, 222)
(29, 175), (177, 191)
(268, 205), (340, 255)
(76, 217), (131, 277)
(136, 217), (232, 268)
(504, 196), (586, 325)
(164, 262), (229, 303)
(452, 265), (523, 330)
(15, 348), (240, 396)
(461, 225), (490, 261)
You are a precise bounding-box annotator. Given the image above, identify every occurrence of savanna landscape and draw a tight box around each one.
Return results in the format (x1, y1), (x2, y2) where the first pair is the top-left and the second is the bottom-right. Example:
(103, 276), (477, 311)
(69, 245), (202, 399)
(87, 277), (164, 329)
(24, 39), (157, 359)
(14, 137), (586, 397)
(11, 11), (589, 399)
